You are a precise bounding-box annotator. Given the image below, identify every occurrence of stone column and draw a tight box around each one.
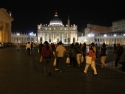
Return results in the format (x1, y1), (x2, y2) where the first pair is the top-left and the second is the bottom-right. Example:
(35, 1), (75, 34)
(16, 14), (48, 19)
(43, 33), (45, 42)
(51, 32), (53, 42)
(0, 22), (2, 42)
(53, 32), (54, 42)
(62, 33), (63, 43)
(8, 23), (11, 42)
(3, 22), (6, 42)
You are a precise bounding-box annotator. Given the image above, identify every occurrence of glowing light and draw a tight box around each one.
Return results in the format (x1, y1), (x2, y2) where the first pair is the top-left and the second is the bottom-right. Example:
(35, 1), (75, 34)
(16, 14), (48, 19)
(53, 39), (57, 43)
(29, 32), (36, 36)
(104, 34), (107, 37)
(17, 33), (20, 36)
(114, 34), (117, 36)
(87, 33), (94, 37)
(84, 39), (87, 42)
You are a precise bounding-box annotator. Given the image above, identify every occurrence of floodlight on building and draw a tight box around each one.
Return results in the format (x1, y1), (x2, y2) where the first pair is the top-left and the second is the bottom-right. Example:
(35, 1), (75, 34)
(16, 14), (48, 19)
(114, 34), (116, 36)
(17, 33), (20, 36)
(87, 33), (94, 37)
(84, 39), (87, 42)
(29, 32), (36, 36)
(104, 34), (107, 37)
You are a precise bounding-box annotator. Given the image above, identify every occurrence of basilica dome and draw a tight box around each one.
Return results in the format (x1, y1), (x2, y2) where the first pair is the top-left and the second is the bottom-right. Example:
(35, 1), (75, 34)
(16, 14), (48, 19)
(49, 12), (63, 26)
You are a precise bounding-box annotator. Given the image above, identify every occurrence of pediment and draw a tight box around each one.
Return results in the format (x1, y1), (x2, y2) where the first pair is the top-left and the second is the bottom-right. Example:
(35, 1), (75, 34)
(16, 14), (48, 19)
(0, 8), (13, 21)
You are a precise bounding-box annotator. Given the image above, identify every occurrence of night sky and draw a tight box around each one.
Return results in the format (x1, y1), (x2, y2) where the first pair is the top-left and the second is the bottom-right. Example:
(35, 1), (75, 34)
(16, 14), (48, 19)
(1, 0), (125, 33)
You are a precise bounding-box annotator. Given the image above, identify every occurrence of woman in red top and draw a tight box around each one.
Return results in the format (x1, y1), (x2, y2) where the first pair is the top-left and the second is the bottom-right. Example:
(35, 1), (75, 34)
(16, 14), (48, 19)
(84, 44), (97, 75)
(41, 41), (52, 76)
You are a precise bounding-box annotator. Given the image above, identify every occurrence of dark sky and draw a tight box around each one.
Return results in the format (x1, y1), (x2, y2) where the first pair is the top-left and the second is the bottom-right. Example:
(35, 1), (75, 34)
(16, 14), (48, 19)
(1, 0), (125, 33)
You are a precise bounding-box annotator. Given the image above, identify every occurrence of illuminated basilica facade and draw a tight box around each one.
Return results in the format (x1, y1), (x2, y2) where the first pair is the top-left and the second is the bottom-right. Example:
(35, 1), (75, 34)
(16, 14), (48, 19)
(37, 12), (78, 44)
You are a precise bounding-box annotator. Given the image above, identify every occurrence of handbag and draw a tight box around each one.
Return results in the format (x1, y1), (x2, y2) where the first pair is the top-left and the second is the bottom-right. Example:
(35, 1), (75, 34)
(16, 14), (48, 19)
(66, 57), (70, 64)
(39, 56), (42, 62)
(81, 55), (84, 63)
(53, 58), (56, 66)
(86, 56), (92, 64)
(38, 49), (39, 53)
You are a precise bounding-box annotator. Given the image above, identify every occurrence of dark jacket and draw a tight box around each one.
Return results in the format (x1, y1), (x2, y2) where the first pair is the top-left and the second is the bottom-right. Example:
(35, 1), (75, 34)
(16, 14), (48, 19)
(100, 47), (107, 56)
(69, 48), (76, 57)
(116, 45), (123, 56)
(74, 46), (81, 54)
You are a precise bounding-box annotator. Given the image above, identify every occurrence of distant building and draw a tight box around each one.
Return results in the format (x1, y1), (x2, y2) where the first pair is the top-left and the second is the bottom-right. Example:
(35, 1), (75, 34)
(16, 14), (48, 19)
(78, 22), (125, 45)
(112, 19), (125, 32)
(37, 12), (78, 44)
(11, 32), (37, 44)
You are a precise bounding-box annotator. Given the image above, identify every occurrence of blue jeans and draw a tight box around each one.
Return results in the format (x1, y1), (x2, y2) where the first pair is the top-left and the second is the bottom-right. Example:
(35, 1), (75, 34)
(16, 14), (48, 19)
(56, 57), (64, 71)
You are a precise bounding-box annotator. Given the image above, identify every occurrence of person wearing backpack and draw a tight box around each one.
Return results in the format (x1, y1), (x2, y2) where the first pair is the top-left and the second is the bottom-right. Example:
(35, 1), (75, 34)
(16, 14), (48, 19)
(115, 42), (123, 67)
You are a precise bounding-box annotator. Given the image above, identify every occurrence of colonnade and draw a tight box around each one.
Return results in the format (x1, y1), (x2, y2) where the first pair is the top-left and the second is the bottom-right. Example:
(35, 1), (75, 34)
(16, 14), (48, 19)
(38, 32), (77, 44)
(0, 22), (11, 42)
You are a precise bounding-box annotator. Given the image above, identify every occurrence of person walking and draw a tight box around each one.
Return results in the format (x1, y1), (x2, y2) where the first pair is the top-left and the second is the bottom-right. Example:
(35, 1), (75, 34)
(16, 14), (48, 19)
(41, 41), (52, 76)
(84, 44), (97, 75)
(68, 47), (76, 67)
(81, 43), (86, 63)
(39, 42), (43, 54)
(26, 42), (31, 56)
(55, 41), (66, 72)
(115, 42), (123, 68)
(112, 43), (117, 59)
(120, 46), (125, 71)
(16, 43), (20, 52)
(91, 42), (97, 68)
(74, 42), (82, 67)
(100, 43), (107, 68)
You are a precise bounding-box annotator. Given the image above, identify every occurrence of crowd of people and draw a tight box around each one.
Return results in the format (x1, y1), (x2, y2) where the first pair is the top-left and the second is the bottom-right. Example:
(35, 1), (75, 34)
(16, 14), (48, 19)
(25, 41), (125, 76)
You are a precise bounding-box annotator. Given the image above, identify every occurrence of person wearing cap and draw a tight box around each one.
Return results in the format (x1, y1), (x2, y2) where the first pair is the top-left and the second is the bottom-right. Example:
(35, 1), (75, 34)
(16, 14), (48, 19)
(41, 41), (52, 76)
(55, 41), (66, 72)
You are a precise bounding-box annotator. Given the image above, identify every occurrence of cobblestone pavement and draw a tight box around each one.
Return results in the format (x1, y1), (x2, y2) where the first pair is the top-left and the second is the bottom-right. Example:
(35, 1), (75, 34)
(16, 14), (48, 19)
(0, 46), (125, 94)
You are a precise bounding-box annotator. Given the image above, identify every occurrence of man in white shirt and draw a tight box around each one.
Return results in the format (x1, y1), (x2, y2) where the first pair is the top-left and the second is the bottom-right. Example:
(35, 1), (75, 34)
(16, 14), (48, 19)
(55, 41), (66, 72)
